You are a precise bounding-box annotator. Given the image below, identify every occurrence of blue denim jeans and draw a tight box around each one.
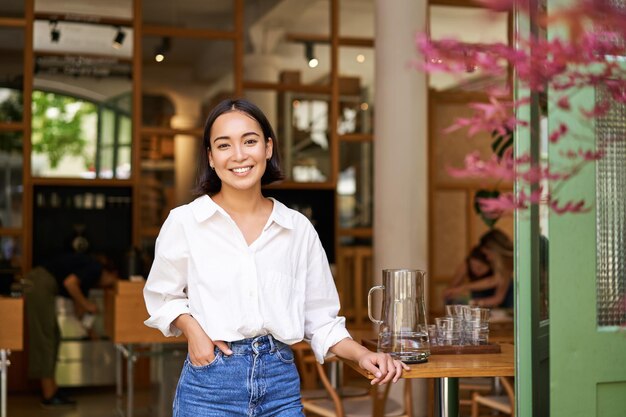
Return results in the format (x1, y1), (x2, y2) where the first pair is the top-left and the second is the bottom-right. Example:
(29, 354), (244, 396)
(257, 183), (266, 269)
(173, 335), (304, 417)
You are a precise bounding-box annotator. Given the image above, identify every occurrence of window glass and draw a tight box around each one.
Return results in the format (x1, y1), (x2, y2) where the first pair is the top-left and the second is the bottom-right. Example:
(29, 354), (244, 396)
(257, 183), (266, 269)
(143, 0), (233, 30)
(339, 47), (374, 135)
(340, 0), (373, 38)
(339, 141), (372, 229)
(0, 0), (25, 18)
(0, 132), (23, 228)
(0, 27), (25, 123)
(142, 37), (234, 130)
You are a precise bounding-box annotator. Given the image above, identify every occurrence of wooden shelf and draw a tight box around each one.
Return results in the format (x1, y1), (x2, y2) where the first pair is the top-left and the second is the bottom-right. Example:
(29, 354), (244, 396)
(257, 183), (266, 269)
(140, 126), (204, 137)
(264, 181), (336, 190)
(338, 227), (372, 238)
(339, 133), (373, 142)
(31, 178), (133, 187)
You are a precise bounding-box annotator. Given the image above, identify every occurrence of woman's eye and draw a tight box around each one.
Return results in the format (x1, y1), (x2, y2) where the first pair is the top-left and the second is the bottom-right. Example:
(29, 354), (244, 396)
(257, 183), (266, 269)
(245, 139), (258, 145)
(216, 143), (229, 149)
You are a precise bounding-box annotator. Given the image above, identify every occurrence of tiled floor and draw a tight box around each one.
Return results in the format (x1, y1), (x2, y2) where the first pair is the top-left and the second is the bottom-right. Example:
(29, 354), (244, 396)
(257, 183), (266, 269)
(7, 388), (160, 417)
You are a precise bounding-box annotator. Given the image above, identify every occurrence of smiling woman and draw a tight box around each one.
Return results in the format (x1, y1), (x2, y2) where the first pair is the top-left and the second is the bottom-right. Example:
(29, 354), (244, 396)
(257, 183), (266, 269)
(143, 98), (410, 417)
(195, 99), (284, 197)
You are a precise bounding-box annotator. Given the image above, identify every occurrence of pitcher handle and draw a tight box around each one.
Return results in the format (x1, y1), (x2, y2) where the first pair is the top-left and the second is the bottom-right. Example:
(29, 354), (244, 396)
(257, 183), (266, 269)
(367, 285), (384, 325)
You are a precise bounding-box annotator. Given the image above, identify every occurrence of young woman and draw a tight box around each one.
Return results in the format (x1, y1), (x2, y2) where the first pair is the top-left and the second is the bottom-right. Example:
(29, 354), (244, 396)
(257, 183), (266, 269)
(443, 245), (495, 304)
(143, 99), (408, 417)
(443, 228), (514, 308)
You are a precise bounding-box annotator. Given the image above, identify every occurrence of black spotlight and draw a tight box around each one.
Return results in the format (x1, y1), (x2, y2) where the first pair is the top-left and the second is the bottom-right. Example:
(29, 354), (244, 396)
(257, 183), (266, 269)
(112, 27), (126, 49)
(50, 20), (60, 43)
(305, 42), (318, 68)
(154, 37), (171, 63)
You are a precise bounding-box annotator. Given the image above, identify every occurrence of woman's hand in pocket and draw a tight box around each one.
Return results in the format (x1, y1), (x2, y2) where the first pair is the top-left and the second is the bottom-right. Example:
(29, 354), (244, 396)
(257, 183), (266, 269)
(174, 314), (233, 366)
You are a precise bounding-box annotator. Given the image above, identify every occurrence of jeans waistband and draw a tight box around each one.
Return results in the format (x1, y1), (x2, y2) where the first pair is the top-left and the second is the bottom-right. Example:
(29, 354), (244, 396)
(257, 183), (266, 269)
(227, 334), (286, 355)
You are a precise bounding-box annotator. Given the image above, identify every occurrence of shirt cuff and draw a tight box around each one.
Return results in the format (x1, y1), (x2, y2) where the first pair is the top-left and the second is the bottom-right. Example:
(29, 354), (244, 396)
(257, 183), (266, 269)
(144, 299), (190, 337)
(310, 317), (352, 364)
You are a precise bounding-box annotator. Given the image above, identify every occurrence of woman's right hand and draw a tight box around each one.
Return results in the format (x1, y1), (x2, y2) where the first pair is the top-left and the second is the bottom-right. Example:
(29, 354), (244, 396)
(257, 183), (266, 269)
(187, 331), (232, 366)
(174, 314), (233, 366)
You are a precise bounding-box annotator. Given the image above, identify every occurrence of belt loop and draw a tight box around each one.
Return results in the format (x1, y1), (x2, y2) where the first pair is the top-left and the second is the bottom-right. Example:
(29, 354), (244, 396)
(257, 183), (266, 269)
(268, 334), (276, 352)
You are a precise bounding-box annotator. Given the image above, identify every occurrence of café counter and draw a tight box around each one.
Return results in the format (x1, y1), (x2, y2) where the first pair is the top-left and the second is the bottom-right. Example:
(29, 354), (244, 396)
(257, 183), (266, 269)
(105, 281), (185, 417)
(0, 296), (23, 417)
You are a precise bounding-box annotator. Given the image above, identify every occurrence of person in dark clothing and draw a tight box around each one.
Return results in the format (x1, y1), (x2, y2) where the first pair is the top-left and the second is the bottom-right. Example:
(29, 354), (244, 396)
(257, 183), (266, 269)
(443, 229), (515, 308)
(25, 252), (119, 408)
(444, 245), (496, 304)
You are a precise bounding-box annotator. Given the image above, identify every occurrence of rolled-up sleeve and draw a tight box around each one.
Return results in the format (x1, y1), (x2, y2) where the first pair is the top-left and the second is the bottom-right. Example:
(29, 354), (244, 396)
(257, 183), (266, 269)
(144, 210), (190, 337)
(304, 233), (351, 363)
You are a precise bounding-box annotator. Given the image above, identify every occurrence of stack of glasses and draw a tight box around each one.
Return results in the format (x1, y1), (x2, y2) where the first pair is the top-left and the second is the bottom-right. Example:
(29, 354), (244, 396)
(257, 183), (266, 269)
(430, 305), (490, 346)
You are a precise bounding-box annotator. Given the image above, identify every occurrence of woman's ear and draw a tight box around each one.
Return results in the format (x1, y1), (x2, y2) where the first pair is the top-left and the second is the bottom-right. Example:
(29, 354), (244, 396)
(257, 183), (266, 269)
(266, 138), (273, 160)
(207, 148), (214, 169)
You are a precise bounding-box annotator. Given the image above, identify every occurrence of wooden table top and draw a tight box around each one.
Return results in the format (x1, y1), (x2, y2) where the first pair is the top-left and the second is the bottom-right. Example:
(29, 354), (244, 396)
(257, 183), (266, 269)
(0, 297), (23, 351)
(105, 282), (186, 345)
(345, 342), (515, 379)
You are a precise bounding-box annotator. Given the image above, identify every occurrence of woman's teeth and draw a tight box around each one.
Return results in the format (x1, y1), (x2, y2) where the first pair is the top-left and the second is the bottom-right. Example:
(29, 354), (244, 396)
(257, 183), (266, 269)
(232, 167), (251, 173)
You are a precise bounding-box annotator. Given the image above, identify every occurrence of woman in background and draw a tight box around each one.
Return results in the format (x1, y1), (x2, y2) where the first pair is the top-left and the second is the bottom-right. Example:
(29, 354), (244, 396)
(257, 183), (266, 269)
(443, 229), (514, 308)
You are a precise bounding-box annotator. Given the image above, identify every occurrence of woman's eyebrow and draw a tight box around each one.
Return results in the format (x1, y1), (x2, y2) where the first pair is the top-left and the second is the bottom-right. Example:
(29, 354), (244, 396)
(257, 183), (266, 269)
(213, 131), (260, 142)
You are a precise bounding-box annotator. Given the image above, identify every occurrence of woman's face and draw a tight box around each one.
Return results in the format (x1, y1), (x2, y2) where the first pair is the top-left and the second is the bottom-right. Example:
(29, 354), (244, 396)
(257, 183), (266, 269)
(469, 257), (490, 276)
(208, 111), (273, 194)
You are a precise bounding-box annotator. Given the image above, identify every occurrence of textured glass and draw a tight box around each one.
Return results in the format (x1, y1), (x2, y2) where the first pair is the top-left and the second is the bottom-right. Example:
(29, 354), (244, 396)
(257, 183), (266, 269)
(338, 141), (373, 228)
(596, 84), (626, 327)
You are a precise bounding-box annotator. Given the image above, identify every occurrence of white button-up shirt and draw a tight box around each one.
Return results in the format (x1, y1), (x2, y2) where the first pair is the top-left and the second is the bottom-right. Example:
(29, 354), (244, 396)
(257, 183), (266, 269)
(143, 195), (351, 363)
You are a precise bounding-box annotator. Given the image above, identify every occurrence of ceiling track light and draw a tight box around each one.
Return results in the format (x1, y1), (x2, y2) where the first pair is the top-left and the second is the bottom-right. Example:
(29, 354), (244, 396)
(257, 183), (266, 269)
(154, 37), (171, 63)
(305, 42), (318, 68)
(49, 20), (60, 43)
(112, 26), (126, 49)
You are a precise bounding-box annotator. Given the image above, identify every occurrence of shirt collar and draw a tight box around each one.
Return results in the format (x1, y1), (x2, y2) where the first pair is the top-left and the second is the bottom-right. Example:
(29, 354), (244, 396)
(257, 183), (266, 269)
(190, 195), (294, 230)
(190, 195), (220, 223)
(266, 197), (294, 230)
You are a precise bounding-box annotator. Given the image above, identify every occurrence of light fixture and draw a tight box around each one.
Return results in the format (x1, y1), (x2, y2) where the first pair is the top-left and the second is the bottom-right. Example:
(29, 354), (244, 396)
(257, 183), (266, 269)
(112, 27), (126, 49)
(154, 37), (171, 63)
(305, 42), (318, 68)
(50, 20), (60, 43)
(356, 53), (365, 63)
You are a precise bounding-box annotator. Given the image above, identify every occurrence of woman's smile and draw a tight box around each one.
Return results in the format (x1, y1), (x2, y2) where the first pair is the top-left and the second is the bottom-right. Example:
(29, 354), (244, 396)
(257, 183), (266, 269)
(231, 166), (253, 175)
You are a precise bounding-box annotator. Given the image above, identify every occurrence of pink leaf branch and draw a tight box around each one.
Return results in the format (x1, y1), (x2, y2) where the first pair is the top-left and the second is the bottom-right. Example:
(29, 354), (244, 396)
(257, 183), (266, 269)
(477, 189), (591, 219)
(415, 0), (626, 217)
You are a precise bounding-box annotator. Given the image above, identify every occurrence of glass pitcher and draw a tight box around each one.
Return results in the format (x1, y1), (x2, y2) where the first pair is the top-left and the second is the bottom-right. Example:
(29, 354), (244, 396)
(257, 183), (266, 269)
(367, 269), (430, 363)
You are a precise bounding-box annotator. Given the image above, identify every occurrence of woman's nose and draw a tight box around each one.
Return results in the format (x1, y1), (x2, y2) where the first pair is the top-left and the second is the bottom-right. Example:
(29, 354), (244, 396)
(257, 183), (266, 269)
(232, 144), (246, 160)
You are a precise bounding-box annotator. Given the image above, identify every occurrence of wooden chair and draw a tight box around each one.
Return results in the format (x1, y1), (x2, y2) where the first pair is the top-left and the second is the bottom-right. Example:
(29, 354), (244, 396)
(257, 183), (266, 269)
(470, 376), (515, 417)
(459, 377), (494, 408)
(300, 357), (413, 417)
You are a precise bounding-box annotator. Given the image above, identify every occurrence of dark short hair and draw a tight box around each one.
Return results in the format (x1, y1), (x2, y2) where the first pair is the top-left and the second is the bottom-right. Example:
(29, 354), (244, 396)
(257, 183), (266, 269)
(479, 228), (513, 256)
(195, 98), (284, 196)
(466, 245), (493, 280)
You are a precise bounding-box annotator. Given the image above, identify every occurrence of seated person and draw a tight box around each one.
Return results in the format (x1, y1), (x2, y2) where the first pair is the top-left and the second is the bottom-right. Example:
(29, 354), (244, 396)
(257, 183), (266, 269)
(444, 229), (514, 309)
(443, 245), (495, 304)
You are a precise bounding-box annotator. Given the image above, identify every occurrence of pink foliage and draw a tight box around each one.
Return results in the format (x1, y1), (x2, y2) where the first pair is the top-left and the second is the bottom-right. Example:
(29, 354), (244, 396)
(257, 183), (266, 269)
(416, 0), (626, 218)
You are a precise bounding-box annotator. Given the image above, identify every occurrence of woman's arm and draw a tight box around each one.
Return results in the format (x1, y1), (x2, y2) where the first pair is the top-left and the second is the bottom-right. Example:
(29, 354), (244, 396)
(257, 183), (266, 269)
(443, 263), (470, 299)
(447, 262), (468, 288)
(63, 274), (97, 314)
(473, 274), (511, 307)
(329, 338), (409, 385)
(444, 272), (499, 299)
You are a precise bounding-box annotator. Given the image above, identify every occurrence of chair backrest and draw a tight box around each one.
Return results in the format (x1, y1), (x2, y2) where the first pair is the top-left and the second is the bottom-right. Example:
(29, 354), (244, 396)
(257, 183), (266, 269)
(499, 376), (515, 416)
(470, 376), (515, 417)
(301, 359), (413, 417)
